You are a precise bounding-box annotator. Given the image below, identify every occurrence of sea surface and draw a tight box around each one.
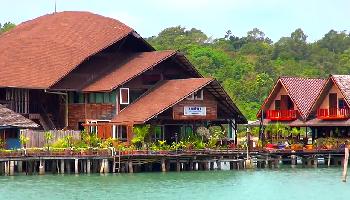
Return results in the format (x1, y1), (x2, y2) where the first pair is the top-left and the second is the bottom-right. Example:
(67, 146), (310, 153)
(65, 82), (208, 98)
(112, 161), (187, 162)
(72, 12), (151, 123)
(0, 167), (349, 200)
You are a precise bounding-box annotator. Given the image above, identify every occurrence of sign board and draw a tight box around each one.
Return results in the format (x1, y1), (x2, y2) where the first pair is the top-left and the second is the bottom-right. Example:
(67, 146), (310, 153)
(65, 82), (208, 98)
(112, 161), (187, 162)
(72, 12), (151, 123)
(184, 106), (206, 116)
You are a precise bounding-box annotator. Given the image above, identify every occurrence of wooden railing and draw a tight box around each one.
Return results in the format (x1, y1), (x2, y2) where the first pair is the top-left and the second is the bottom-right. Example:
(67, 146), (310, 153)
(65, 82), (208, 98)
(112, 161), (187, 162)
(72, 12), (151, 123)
(317, 108), (350, 120)
(265, 110), (297, 121)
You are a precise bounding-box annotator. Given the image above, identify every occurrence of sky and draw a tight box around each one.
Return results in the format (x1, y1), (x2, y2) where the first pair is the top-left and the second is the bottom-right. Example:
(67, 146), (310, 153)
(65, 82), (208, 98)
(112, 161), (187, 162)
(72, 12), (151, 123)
(1, 0), (350, 42)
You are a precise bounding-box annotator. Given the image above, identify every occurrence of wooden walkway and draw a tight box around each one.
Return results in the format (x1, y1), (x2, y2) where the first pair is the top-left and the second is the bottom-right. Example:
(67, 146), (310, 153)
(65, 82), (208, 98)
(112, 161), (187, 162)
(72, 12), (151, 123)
(0, 149), (346, 175)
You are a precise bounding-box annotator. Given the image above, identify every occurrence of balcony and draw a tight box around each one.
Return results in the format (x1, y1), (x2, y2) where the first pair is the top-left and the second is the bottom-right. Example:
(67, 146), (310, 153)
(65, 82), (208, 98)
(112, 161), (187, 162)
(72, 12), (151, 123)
(317, 108), (350, 120)
(266, 110), (298, 121)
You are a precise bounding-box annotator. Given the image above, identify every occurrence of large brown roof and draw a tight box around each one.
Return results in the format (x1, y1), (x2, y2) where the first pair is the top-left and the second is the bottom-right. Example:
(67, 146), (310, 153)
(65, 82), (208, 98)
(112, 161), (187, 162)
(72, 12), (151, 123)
(112, 78), (213, 124)
(258, 77), (325, 120)
(82, 51), (176, 92)
(0, 11), (133, 89)
(0, 105), (38, 128)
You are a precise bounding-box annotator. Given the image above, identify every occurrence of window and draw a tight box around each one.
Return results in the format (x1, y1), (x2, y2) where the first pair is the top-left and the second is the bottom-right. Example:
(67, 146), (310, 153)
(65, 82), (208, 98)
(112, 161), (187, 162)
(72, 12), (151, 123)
(275, 100), (281, 110)
(95, 93), (103, 103)
(186, 93), (194, 100)
(116, 125), (127, 141)
(68, 92), (84, 103)
(339, 98), (346, 109)
(120, 88), (130, 105)
(180, 125), (193, 140)
(154, 126), (164, 140)
(186, 90), (204, 100)
(87, 92), (116, 104)
(194, 90), (203, 100)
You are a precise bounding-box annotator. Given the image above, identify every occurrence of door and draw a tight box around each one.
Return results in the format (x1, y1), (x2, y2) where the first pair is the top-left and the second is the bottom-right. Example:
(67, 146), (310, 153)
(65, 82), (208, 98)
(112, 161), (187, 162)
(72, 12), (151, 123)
(164, 125), (181, 144)
(280, 95), (289, 110)
(329, 93), (337, 116)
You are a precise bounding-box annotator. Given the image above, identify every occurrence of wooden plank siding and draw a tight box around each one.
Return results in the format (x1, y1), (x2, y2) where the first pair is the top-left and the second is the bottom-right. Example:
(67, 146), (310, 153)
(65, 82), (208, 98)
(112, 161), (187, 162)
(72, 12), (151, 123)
(68, 103), (116, 130)
(20, 129), (81, 148)
(173, 90), (217, 120)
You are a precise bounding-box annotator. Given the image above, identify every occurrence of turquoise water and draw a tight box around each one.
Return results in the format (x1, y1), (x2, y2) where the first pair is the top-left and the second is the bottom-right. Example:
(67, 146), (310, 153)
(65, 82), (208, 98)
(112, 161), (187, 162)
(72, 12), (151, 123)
(0, 168), (349, 200)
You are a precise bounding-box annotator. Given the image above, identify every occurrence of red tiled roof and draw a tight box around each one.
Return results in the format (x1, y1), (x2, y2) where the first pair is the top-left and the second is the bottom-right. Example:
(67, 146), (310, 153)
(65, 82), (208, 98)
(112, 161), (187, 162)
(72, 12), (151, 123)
(258, 77), (325, 120)
(0, 11), (133, 89)
(82, 50), (176, 92)
(331, 75), (350, 105)
(280, 77), (325, 119)
(112, 78), (213, 124)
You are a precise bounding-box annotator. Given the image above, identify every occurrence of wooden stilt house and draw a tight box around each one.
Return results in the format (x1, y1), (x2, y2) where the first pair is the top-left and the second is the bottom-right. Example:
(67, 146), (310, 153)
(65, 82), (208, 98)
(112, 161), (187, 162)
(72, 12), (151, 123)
(0, 11), (247, 144)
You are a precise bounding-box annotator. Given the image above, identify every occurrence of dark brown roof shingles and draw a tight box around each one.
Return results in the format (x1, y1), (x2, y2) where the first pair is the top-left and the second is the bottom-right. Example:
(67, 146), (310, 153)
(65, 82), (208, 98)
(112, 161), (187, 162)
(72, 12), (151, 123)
(112, 78), (213, 124)
(82, 50), (176, 92)
(0, 11), (133, 89)
(0, 105), (38, 128)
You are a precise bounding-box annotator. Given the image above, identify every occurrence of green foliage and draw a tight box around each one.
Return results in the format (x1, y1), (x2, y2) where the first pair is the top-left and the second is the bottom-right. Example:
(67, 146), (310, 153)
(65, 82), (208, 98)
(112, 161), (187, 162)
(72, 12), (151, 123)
(0, 138), (4, 149)
(131, 125), (150, 149)
(81, 130), (102, 148)
(44, 131), (53, 149)
(0, 22), (15, 34)
(99, 137), (115, 148)
(19, 134), (29, 148)
(147, 27), (350, 120)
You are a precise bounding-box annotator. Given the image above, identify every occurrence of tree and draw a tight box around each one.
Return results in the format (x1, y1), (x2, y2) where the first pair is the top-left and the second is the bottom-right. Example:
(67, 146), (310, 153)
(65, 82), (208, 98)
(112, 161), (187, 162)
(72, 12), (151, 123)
(0, 22), (15, 33)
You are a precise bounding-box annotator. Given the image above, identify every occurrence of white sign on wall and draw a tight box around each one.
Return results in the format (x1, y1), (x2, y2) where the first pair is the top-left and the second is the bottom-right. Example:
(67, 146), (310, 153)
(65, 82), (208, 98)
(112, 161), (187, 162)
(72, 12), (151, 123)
(184, 106), (206, 116)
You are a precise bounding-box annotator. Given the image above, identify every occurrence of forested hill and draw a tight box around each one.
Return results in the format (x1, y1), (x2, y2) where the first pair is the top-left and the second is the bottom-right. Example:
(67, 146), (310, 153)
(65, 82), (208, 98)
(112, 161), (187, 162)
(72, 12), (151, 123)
(147, 27), (350, 120)
(2, 21), (350, 120)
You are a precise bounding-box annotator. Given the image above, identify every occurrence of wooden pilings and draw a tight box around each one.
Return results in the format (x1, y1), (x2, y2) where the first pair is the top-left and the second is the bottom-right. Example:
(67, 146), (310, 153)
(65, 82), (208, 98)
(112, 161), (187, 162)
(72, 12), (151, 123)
(0, 150), (349, 175)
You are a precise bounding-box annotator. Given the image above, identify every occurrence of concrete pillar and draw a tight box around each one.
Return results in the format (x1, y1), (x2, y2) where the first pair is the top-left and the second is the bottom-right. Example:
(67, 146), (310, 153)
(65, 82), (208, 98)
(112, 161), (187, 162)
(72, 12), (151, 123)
(39, 159), (45, 175)
(328, 154), (331, 167)
(87, 159), (91, 174)
(60, 160), (65, 174)
(161, 159), (166, 172)
(17, 161), (23, 173)
(9, 161), (14, 176)
(313, 158), (318, 168)
(4, 161), (9, 175)
(291, 155), (297, 167)
(128, 161), (133, 173)
(99, 160), (104, 173)
(104, 159), (110, 173)
(75, 159), (79, 174)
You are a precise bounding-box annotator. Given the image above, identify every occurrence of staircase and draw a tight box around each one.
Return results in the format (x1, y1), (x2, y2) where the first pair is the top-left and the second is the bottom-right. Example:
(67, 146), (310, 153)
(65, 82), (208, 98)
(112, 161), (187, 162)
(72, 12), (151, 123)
(28, 104), (56, 131)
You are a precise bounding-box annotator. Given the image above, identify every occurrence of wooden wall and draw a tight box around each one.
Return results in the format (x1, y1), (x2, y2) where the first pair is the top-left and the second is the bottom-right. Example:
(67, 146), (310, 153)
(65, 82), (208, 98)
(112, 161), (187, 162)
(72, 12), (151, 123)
(68, 103), (115, 130)
(21, 129), (81, 148)
(173, 90), (217, 120)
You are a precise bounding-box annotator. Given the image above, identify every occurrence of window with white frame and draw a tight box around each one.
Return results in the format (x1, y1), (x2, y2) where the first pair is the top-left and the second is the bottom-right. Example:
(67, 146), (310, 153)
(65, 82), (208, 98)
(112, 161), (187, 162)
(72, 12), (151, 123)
(114, 125), (127, 141)
(194, 89), (203, 100)
(119, 88), (130, 105)
(186, 89), (203, 100)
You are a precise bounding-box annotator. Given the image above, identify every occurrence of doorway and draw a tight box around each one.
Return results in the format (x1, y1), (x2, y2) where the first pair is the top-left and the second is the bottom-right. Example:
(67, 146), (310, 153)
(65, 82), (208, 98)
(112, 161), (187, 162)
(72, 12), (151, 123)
(164, 125), (181, 144)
